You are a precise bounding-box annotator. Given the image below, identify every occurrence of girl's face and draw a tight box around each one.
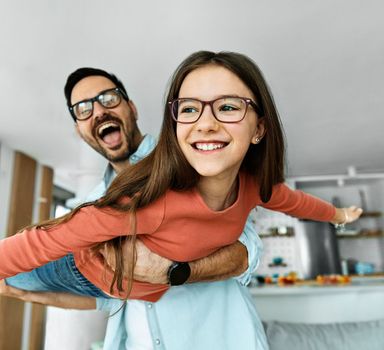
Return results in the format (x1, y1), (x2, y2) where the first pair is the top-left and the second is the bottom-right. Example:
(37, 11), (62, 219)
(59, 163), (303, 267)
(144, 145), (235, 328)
(176, 64), (265, 182)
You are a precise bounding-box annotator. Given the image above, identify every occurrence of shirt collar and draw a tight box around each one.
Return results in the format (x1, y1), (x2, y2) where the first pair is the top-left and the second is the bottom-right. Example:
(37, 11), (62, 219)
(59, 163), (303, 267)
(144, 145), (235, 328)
(102, 134), (157, 188)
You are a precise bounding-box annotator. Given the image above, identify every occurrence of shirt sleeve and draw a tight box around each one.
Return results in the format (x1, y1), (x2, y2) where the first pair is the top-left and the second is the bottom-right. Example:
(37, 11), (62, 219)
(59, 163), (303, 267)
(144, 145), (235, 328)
(0, 205), (131, 279)
(235, 210), (263, 286)
(96, 297), (125, 312)
(262, 183), (336, 221)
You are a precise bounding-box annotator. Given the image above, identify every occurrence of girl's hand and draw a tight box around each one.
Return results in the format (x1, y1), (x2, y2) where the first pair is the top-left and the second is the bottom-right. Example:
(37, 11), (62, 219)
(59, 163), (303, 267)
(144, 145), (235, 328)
(332, 206), (363, 225)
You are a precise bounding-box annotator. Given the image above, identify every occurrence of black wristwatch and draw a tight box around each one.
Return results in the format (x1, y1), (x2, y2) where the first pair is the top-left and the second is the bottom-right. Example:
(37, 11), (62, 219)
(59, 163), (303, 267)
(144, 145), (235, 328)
(167, 262), (191, 286)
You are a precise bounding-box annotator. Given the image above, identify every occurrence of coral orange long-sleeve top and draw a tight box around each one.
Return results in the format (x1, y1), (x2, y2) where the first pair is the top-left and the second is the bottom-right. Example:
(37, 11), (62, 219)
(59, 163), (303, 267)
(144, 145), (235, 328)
(0, 173), (335, 301)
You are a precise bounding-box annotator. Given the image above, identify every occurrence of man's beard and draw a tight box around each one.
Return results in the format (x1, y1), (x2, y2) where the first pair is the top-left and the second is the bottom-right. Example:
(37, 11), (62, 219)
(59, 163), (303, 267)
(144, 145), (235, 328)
(93, 130), (136, 163)
(89, 113), (138, 163)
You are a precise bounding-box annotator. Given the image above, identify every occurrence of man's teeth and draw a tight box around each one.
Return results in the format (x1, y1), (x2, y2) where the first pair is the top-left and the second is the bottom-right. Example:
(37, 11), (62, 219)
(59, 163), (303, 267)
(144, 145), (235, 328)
(98, 122), (119, 135)
(195, 143), (225, 151)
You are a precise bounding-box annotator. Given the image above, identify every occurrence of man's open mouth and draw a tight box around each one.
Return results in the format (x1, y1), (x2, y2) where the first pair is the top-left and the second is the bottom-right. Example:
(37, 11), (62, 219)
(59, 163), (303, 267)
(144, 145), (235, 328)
(97, 121), (122, 147)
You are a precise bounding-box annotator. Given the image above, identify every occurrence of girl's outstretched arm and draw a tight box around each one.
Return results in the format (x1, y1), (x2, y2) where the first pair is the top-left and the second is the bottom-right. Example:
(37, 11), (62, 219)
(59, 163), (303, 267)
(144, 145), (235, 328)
(263, 183), (362, 224)
(0, 198), (164, 279)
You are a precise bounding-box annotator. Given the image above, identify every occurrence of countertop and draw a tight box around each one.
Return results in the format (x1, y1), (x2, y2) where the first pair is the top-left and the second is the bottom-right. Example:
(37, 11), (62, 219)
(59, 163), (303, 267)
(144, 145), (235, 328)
(249, 275), (384, 296)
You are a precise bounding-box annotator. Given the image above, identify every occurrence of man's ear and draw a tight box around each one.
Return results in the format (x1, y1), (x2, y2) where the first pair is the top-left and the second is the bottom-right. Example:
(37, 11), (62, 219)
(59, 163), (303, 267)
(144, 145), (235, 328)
(74, 123), (82, 138)
(128, 100), (138, 120)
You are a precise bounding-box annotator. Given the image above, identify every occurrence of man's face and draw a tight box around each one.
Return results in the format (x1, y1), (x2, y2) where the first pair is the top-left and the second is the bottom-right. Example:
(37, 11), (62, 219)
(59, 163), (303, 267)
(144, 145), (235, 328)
(71, 75), (141, 163)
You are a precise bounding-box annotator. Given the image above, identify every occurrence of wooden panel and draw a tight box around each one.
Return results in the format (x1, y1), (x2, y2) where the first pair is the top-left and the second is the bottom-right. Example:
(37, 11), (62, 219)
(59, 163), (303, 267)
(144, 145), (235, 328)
(0, 152), (36, 350)
(37, 166), (54, 222)
(6, 152), (36, 236)
(29, 166), (53, 350)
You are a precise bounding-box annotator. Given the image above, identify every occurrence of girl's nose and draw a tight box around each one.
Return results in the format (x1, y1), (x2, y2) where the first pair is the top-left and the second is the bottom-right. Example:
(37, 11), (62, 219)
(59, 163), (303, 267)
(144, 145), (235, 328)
(195, 104), (219, 132)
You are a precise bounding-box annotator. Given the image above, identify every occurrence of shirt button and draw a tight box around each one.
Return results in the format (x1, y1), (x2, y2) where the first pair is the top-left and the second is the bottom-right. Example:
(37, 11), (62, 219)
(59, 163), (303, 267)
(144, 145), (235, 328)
(155, 339), (161, 345)
(147, 303), (153, 308)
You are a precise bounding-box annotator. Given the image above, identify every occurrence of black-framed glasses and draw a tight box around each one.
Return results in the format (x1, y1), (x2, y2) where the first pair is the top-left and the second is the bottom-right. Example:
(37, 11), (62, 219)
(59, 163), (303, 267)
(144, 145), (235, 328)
(168, 96), (262, 124)
(69, 88), (129, 121)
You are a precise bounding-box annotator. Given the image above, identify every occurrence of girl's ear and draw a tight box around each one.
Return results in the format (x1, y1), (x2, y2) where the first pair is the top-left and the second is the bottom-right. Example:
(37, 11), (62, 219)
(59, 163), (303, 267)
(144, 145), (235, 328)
(251, 117), (266, 144)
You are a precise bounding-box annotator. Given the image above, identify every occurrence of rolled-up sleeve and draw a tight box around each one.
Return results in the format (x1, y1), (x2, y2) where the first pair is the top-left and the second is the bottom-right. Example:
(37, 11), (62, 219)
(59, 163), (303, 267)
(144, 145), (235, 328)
(235, 211), (263, 286)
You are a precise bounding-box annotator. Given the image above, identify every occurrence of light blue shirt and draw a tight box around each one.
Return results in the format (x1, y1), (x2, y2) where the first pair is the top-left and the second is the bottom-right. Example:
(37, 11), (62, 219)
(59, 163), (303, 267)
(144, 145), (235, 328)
(91, 134), (267, 349)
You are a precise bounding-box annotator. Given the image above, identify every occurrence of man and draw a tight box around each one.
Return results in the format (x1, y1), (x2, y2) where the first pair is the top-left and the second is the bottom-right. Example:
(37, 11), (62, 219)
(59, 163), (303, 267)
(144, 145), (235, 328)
(1, 68), (263, 349)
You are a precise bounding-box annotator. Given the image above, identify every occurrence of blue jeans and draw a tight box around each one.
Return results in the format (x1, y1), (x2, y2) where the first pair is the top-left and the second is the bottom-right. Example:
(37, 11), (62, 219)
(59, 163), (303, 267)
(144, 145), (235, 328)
(5, 254), (109, 298)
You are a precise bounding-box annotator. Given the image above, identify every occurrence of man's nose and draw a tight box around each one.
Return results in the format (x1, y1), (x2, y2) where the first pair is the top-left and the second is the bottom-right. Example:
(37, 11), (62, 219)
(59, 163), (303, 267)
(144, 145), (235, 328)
(92, 101), (109, 120)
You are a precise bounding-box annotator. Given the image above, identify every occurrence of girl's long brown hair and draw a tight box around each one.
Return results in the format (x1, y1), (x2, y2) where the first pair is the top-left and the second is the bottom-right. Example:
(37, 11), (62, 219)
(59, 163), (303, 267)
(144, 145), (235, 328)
(32, 51), (286, 297)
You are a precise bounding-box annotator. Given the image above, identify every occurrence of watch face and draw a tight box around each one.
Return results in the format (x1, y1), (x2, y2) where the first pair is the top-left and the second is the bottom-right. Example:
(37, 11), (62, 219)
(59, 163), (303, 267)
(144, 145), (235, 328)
(169, 262), (191, 286)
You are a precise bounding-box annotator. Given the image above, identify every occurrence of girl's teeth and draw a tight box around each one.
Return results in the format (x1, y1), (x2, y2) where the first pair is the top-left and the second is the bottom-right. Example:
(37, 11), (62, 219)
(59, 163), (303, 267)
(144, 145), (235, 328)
(196, 143), (224, 151)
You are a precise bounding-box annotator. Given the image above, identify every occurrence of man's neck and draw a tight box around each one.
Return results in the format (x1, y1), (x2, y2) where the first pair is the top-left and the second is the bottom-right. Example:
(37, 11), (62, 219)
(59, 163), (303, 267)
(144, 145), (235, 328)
(110, 132), (144, 174)
(110, 159), (131, 174)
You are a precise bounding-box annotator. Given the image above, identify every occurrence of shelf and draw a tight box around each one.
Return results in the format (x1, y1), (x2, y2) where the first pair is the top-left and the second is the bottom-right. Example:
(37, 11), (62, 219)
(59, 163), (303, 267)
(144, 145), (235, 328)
(290, 171), (384, 187)
(259, 234), (295, 238)
(337, 230), (384, 238)
(361, 211), (383, 218)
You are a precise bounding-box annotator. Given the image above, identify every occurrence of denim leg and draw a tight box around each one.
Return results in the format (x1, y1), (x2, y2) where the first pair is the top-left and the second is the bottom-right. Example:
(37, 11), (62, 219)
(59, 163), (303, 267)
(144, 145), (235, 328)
(5, 254), (110, 298)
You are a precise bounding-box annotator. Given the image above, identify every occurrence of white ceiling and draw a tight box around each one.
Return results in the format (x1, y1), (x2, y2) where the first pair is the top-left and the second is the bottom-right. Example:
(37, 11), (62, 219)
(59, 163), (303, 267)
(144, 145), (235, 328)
(0, 0), (383, 194)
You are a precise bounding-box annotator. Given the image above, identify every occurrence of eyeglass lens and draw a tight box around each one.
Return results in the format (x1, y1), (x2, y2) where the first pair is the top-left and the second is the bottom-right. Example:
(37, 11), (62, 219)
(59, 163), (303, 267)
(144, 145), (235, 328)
(174, 97), (249, 123)
(73, 89), (121, 120)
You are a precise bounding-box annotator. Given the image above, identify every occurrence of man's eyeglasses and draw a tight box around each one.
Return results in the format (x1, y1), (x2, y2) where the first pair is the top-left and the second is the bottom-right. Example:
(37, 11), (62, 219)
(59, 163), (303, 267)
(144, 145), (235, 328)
(69, 88), (129, 121)
(168, 96), (262, 124)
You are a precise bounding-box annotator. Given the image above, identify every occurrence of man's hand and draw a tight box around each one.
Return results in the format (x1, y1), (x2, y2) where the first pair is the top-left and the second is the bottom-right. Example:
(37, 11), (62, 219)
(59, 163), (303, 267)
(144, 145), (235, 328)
(133, 240), (172, 284)
(0, 279), (96, 309)
(100, 239), (172, 284)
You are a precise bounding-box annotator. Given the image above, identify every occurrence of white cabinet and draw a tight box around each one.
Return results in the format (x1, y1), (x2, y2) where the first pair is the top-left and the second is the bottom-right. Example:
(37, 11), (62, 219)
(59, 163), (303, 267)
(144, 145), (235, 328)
(254, 171), (384, 277)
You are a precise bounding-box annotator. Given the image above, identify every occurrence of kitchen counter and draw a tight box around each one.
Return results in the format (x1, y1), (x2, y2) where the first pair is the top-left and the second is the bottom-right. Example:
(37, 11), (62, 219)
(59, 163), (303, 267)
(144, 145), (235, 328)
(249, 276), (384, 323)
(250, 275), (384, 296)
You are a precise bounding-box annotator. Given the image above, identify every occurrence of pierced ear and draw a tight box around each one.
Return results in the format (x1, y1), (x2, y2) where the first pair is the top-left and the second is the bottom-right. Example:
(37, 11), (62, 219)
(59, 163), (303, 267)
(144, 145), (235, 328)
(251, 136), (261, 144)
(251, 118), (266, 144)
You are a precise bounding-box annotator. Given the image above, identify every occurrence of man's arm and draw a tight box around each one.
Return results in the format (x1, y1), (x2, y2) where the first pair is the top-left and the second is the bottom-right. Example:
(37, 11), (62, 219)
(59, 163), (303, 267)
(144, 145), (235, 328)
(188, 241), (248, 282)
(132, 210), (259, 285)
(102, 212), (260, 285)
(0, 236), (251, 307)
(189, 210), (261, 284)
(1, 211), (259, 307)
(102, 239), (249, 284)
(0, 280), (96, 309)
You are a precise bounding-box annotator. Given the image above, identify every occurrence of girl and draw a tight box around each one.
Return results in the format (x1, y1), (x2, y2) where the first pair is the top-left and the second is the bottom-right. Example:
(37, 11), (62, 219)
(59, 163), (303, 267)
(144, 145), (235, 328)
(1, 51), (361, 303)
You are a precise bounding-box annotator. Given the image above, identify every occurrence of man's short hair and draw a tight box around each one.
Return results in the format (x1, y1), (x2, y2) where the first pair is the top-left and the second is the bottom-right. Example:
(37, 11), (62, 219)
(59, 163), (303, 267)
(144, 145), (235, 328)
(64, 67), (128, 108)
